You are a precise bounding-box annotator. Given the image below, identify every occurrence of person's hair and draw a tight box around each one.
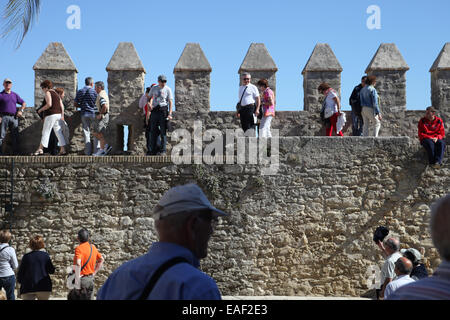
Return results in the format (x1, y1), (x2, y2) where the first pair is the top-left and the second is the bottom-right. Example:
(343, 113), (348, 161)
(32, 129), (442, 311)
(242, 72), (251, 79)
(257, 79), (269, 88)
(145, 87), (151, 94)
(95, 81), (105, 90)
(426, 106), (437, 113)
(317, 82), (330, 93)
(29, 235), (45, 251)
(384, 238), (400, 252)
(430, 194), (450, 261)
(85, 77), (94, 86)
(395, 258), (413, 275)
(0, 230), (12, 243)
(362, 76), (368, 81)
(77, 228), (90, 243)
(54, 87), (64, 97)
(40, 80), (53, 89)
(403, 251), (419, 266)
(366, 75), (377, 85)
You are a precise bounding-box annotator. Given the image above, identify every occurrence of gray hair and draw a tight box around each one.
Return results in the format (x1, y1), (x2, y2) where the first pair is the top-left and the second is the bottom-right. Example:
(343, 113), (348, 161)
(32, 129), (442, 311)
(95, 81), (105, 90)
(384, 238), (400, 252)
(430, 194), (450, 261)
(241, 72), (251, 79)
(85, 77), (94, 86)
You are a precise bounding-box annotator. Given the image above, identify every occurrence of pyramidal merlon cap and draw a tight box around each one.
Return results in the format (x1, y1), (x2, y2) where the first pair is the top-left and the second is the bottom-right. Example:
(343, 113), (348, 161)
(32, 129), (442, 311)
(33, 42), (78, 72)
(239, 43), (278, 72)
(106, 42), (146, 72)
(174, 43), (212, 72)
(365, 43), (409, 73)
(302, 43), (342, 75)
(430, 43), (450, 72)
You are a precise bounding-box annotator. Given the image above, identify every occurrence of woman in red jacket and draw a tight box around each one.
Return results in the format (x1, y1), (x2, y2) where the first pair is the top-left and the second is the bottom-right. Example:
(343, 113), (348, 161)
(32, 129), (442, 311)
(418, 107), (446, 168)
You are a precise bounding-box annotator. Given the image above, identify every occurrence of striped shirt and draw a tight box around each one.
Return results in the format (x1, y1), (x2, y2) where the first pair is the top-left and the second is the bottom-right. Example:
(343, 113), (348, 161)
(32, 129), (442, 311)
(388, 261), (450, 300)
(75, 86), (98, 116)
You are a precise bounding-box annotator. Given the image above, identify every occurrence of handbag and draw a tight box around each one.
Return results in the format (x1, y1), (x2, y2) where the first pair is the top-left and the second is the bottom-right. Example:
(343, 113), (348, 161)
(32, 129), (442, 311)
(66, 244), (92, 289)
(236, 86), (248, 112)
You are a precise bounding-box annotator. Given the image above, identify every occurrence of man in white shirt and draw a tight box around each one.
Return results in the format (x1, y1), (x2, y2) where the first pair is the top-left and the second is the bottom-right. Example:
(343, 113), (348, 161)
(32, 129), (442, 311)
(377, 237), (403, 299)
(237, 73), (261, 135)
(384, 257), (415, 299)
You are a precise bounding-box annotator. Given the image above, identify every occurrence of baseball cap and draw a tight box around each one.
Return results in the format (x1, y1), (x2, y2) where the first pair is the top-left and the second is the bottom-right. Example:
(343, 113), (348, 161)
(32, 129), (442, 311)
(3, 78), (12, 83)
(401, 248), (422, 262)
(158, 75), (167, 82)
(153, 184), (227, 220)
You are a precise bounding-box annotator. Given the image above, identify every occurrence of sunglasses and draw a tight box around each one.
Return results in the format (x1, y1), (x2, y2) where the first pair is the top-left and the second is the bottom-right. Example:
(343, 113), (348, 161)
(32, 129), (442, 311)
(243, 78), (250, 81)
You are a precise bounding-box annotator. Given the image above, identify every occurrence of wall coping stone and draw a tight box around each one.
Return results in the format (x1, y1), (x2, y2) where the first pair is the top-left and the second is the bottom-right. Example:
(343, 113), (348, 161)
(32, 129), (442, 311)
(239, 43), (278, 72)
(366, 43), (410, 72)
(430, 43), (450, 72)
(302, 43), (343, 74)
(106, 42), (146, 72)
(33, 42), (78, 72)
(174, 43), (212, 73)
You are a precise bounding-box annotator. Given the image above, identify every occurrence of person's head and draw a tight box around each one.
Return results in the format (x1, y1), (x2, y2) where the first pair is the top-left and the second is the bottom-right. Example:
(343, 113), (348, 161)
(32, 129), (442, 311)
(383, 237), (400, 255)
(317, 82), (331, 95)
(3, 78), (12, 92)
(257, 79), (269, 91)
(95, 81), (105, 94)
(430, 194), (450, 262)
(366, 75), (377, 86)
(77, 228), (90, 244)
(54, 87), (65, 99)
(425, 106), (437, 121)
(40, 80), (53, 92)
(145, 87), (151, 94)
(153, 184), (228, 260)
(402, 248), (421, 267)
(0, 230), (11, 244)
(29, 235), (45, 251)
(158, 75), (167, 88)
(394, 257), (413, 276)
(85, 77), (94, 87)
(241, 73), (251, 86)
(361, 76), (368, 87)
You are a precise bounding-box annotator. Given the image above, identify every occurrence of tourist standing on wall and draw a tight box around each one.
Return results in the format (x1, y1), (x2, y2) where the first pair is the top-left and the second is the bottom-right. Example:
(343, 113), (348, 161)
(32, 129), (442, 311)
(74, 77), (99, 155)
(147, 75), (173, 156)
(68, 228), (104, 300)
(92, 81), (112, 156)
(388, 194), (450, 299)
(17, 235), (56, 300)
(349, 76), (367, 136)
(401, 248), (429, 280)
(383, 257), (415, 299)
(34, 80), (67, 156)
(418, 106), (446, 169)
(140, 84), (160, 155)
(237, 73), (261, 136)
(97, 184), (227, 300)
(360, 75), (382, 137)
(0, 230), (18, 300)
(318, 82), (343, 137)
(257, 79), (275, 138)
(376, 237), (402, 299)
(0, 78), (27, 155)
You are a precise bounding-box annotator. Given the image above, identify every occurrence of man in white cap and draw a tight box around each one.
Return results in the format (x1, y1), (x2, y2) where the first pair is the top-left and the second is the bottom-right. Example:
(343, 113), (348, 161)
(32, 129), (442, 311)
(0, 78), (27, 155)
(97, 183), (227, 300)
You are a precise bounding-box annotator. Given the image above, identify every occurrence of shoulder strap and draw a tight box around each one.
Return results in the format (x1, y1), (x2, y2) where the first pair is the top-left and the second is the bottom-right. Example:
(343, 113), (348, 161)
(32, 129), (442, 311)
(239, 86), (248, 105)
(81, 244), (93, 272)
(139, 257), (189, 300)
(0, 245), (9, 253)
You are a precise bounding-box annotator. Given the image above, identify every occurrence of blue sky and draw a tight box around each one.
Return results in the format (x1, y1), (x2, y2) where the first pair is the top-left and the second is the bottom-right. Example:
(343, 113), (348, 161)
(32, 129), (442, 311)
(0, 0), (449, 111)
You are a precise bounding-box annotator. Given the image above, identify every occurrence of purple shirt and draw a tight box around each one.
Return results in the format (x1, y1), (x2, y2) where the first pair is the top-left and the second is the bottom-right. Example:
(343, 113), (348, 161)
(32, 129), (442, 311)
(0, 90), (25, 115)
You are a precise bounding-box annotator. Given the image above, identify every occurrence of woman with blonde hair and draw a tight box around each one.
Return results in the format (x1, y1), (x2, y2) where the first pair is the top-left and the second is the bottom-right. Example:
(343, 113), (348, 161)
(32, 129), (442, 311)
(17, 235), (55, 300)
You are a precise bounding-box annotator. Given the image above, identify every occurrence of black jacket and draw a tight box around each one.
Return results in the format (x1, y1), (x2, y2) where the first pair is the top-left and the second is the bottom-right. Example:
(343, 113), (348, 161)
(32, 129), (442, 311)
(349, 84), (364, 113)
(17, 250), (55, 294)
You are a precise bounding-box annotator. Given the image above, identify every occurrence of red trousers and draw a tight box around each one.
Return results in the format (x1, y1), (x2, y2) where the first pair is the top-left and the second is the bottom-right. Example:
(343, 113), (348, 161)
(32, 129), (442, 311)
(326, 112), (344, 137)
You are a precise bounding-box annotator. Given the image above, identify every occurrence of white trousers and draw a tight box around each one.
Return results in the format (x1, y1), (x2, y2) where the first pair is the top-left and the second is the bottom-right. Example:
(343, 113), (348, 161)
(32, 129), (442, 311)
(41, 114), (66, 148)
(361, 106), (381, 137)
(259, 116), (273, 138)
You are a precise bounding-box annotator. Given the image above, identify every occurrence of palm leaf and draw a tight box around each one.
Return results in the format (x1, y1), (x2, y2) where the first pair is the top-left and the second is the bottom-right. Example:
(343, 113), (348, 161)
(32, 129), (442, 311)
(1, 0), (41, 48)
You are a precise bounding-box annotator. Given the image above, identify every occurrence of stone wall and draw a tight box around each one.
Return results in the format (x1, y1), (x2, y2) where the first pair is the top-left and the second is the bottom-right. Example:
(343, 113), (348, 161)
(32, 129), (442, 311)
(1, 137), (449, 298)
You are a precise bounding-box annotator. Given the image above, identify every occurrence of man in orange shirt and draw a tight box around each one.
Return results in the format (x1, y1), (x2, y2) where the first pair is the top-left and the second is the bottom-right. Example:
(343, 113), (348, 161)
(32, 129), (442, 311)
(70, 228), (104, 300)
(418, 107), (446, 168)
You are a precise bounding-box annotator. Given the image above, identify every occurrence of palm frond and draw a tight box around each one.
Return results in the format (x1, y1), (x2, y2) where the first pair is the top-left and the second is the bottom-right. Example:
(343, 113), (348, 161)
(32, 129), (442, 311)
(1, 0), (41, 48)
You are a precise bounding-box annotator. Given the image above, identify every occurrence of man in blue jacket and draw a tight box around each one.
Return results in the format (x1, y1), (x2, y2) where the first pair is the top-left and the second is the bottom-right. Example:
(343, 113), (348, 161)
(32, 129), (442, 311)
(97, 183), (228, 300)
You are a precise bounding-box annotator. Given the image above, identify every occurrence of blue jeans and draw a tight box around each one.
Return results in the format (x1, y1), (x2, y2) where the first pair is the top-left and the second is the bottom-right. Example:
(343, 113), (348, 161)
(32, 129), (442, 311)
(0, 115), (19, 155)
(351, 110), (363, 136)
(149, 109), (167, 155)
(0, 275), (16, 300)
(421, 139), (446, 165)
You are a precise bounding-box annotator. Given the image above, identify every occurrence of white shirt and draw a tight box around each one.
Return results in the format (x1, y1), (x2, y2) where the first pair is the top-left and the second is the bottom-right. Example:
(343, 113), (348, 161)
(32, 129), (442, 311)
(238, 84), (259, 106)
(384, 275), (415, 299)
(324, 90), (339, 115)
(381, 252), (403, 284)
(139, 94), (148, 115)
